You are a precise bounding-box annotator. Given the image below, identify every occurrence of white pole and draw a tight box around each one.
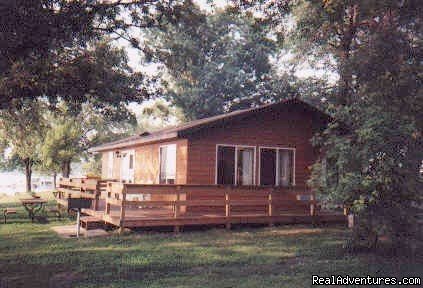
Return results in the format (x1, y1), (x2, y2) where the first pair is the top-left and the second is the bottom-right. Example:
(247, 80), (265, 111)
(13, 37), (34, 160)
(76, 209), (81, 238)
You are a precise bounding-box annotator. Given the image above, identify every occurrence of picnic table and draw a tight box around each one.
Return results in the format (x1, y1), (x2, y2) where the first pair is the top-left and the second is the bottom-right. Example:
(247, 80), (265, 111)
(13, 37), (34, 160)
(20, 198), (47, 222)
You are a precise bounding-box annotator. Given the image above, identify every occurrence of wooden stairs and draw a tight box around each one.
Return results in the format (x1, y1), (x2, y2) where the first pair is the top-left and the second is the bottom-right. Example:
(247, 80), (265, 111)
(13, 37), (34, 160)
(80, 216), (104, 230)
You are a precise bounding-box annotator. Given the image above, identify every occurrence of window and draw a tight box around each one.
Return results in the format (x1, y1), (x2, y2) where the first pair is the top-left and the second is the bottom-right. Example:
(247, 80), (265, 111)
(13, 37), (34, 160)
(217, 146), (235, 185)
(260, 147), (295, 187)
(159, 144), (176, 184)
(260, 149), (277, 185)
(237, 147), (254, 185)
(216, 145), (255, 185)
(129, 154), (134, 169)
(278, 149), (294, 187)
(107, 151), (114, 179)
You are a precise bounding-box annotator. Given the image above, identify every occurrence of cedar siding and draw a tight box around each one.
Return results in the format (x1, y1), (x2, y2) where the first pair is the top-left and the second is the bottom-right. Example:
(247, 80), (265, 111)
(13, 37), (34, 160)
(134, 139), (188, 184)
(100, 139), (188, 185)
(95, 100), (329, 187)
(185, 104), (324, 187)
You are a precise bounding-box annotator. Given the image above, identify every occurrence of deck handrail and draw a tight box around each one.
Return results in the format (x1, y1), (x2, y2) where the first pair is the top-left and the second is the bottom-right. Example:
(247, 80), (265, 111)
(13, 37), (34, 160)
(56, 177), (118, 211)
(104, 183), (317, 232)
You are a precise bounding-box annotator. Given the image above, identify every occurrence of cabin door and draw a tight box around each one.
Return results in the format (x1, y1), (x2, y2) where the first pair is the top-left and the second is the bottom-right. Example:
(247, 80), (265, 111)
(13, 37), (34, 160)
(120, 150), (135, 183)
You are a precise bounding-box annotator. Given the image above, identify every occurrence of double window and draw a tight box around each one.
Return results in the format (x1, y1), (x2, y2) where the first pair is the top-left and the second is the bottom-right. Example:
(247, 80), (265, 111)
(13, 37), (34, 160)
(216, 145), (255, 185)
(259, 147), (295, 187)
(159, 144), (176, 184)
(216, 145), (295, 186)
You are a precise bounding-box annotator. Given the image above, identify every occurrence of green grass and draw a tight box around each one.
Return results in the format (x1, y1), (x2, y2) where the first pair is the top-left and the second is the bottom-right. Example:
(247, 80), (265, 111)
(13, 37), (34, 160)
(0, 202), (422, 288)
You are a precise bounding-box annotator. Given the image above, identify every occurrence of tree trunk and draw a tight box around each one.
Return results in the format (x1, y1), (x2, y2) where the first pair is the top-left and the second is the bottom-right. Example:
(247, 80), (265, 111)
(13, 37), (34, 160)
(53, 172), (57, 188)
(23, 158), (32, 193)
(338, 4), (359, 106)
(61, 160), (71, 178)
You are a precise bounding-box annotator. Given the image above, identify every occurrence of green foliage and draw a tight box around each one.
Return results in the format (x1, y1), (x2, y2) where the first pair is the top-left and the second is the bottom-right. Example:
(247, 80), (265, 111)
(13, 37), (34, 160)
(299, 0), (423, 250)
(40, 115), (83, 176)
(0, 101), (46, 163)
(134, 99), (186, 132)
(0, 0), (178, 110)
(0, 38), (141, 178)
(82, 154), (103, 177)
(143, 1), (287, 119)
(40, 100), (137, 177)
(0, 100), (48, 191)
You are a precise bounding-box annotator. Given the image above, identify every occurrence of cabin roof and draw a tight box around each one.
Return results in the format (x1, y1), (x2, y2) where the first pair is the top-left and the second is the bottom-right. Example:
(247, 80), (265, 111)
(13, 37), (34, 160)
(89, 98), (330, 152)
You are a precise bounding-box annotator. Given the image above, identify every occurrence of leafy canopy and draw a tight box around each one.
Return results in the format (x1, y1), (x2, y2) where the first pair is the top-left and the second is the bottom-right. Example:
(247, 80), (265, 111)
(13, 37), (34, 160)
(294, 0), (423, 249)
(143, 1), (283, 119)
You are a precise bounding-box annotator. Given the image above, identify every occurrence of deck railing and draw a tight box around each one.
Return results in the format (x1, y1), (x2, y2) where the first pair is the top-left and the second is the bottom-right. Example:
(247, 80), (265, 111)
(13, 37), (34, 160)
(104, 183), (317, 232)
(52, 178), (346, 232)
(56, 177), (115, 210)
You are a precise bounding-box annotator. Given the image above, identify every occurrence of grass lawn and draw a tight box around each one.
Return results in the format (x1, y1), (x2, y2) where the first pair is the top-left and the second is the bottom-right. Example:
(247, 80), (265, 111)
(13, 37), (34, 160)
(0, 200), (422, 288)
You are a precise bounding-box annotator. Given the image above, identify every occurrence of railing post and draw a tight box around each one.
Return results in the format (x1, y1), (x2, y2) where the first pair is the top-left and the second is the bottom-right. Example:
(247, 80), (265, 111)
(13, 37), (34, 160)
(268, 188), (274, 227)
(105, 182), (111, 215)
(310, 201), (316, 227)
(225, 187), (231, 230)
(119, 184), (127, 234)
(174, 185), (181, 233)
(93, 180), (100, 211)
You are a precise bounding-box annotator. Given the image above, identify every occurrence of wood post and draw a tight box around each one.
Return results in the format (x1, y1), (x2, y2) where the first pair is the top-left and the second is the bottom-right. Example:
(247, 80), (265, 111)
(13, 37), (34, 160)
(93, 182), (100, 210)
(310, 202), (316, 226)
(105, 182), (111, 215)
(225, 187), (231, 230)
(268, 189), (274, 227)
(76, 209), (81, 238)
(118, 185), (127, 234)
(93, 194), (99, 211)
(174, 186), (181, 233)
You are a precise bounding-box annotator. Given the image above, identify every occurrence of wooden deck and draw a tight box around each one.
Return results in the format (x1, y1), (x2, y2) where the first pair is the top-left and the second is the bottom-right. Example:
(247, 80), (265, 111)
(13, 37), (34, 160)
(56, 178), (346, 232)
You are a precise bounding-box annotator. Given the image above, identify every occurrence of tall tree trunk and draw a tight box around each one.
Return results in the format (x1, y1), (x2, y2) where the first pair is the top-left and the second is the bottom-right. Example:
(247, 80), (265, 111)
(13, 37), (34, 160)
(53, 172), (57, 188)
(338, 4), (359, 106)
(23, 158), (32, 193)
(61, 160), (71, 178)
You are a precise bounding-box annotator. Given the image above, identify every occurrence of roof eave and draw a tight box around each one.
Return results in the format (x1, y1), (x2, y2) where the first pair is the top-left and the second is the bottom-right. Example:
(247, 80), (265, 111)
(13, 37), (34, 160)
(88, 132), (179, 153)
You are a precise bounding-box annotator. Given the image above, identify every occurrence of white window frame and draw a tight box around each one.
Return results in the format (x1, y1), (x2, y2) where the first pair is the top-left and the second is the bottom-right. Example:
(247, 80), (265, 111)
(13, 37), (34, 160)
(258, 146), (296, 186)
(158, 144), (177, 184)
(215, 144), (256, 185)
(120, 149), (135, 183)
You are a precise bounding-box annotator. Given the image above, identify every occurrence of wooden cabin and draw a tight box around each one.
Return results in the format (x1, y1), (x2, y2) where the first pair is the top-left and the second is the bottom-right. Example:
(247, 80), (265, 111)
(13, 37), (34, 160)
(90, 98), (329, 188)
(57, 99), (345, 231)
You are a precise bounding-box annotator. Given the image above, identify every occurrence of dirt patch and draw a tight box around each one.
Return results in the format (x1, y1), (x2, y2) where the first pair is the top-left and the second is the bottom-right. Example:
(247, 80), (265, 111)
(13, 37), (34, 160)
(268, 227), (324, 236)
(51, 225), (109, 238)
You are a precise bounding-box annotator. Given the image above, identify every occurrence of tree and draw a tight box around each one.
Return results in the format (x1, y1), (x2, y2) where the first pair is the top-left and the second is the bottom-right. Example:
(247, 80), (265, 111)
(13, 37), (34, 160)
(41, 118), (83, 180)
(41, 100), (137, 180)
(0, 101), (46, 193)
(0, 0), (184, 111)
(135, 99), (186, 132)
(292, 0), (423, 251)
(143, 1), (285, 119)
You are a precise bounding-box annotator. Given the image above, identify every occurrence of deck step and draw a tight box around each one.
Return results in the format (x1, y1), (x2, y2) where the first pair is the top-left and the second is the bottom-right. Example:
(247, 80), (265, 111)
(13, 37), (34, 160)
(80, 216), (104, 230)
